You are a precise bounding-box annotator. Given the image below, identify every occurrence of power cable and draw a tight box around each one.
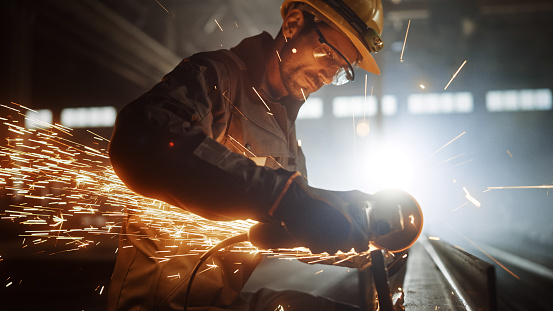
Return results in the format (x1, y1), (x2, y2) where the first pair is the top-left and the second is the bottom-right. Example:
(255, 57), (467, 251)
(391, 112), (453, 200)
(183, 233), (249, 311)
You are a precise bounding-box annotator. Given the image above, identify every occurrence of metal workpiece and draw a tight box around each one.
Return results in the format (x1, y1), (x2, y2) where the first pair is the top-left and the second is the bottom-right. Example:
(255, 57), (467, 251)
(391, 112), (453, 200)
(426, 237), (497, 311)
(402, 237), (497, 311)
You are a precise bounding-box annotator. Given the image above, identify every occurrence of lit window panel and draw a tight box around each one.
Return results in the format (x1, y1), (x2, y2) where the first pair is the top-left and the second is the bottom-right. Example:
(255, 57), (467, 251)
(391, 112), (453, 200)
(25, 109), (53, 128)
(61, 107), (117, 128)
(332, 96), (377, 118)
(297, 97), (324, 119)
(408, 92), (474, 114)
(486, 89), (552, 112)
(382, 95), (398, 116)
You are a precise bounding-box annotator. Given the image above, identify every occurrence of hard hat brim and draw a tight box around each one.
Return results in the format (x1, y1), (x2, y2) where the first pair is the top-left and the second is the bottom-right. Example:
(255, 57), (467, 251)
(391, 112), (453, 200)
(352, 38), (380, 75)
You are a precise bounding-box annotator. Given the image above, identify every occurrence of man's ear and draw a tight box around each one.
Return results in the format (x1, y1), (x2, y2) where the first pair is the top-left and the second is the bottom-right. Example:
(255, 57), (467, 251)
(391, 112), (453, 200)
(282, 9), (306, 39)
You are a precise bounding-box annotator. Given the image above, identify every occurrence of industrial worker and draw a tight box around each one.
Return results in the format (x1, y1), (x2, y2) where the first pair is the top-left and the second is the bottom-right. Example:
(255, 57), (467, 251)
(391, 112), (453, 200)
(107, 0), (404, 310)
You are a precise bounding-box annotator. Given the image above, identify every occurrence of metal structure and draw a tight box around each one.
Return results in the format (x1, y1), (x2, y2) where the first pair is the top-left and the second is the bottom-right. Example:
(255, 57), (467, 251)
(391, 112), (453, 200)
(358, 237), (496, 311)
(1, 1), (553, 310)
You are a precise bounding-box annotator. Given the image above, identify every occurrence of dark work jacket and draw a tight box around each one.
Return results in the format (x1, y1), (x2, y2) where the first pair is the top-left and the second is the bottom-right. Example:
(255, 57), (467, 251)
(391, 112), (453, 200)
(107, 32), (308, 310)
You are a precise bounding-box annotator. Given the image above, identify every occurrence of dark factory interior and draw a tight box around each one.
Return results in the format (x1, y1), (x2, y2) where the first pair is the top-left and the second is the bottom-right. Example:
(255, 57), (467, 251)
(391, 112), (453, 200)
(1, 0), (552, 310)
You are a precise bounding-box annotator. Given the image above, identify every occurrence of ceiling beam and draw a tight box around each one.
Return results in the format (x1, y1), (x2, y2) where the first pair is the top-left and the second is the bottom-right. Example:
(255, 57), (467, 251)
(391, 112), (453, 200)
(41, 0), (181, 87)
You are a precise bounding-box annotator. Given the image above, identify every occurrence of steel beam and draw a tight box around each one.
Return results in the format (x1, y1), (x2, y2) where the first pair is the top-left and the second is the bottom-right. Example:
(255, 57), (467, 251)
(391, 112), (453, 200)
(40, 0), (181, 88)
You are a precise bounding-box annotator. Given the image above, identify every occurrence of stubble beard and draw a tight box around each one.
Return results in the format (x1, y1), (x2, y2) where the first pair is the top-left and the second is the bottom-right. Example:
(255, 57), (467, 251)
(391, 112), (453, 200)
(278, 42), (319, 100)
(280, 63), (305, 100)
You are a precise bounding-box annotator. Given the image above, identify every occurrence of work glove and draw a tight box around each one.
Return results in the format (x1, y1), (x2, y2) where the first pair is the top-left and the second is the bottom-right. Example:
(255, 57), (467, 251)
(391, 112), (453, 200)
(261, 174), (375, 254)
(250, 178), (422, 261)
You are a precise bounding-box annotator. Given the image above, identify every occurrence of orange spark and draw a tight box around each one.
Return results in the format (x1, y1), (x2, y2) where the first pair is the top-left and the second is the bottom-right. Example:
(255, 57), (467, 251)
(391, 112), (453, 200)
(400, 20), (411, 63)
(444, 60), (467, 90)
(427, 131), (466, 159)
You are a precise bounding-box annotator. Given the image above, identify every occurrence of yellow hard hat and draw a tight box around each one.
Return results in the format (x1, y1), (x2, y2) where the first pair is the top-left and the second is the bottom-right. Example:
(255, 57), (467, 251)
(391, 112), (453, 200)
(281, 0), (384, 74)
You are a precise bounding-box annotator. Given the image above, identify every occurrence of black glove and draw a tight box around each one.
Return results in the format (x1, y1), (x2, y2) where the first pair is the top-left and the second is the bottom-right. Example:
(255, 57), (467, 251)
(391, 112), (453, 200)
(266, 175), (374, 254)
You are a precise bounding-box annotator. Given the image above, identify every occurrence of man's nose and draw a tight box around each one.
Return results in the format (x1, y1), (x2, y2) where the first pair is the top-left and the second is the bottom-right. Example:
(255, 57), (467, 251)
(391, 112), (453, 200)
(318, 67), (337, 85)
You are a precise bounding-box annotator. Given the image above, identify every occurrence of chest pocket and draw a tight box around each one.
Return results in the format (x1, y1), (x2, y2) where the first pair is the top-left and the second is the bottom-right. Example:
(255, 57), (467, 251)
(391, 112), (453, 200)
(225, 110), (292, 170)
(214, 50), (294, 169)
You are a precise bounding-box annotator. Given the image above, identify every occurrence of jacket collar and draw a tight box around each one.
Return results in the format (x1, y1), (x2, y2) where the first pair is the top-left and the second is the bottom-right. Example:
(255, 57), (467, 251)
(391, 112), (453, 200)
(230, 32), (273, 91)
(230, 32), (304, 124)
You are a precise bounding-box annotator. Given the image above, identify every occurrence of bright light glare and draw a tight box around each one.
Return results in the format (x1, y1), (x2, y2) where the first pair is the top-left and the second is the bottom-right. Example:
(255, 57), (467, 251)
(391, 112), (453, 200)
(365, 145), (414, 191)
(356, 121), (370, 137)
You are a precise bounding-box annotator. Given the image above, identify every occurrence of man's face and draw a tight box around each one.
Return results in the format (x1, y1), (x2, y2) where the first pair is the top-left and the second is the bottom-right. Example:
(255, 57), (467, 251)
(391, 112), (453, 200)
(278, 23), (358, 100)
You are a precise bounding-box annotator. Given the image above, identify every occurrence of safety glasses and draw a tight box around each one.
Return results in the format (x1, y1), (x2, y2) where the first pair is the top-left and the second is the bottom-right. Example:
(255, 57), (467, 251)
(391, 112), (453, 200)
(312, 23), (355, 85)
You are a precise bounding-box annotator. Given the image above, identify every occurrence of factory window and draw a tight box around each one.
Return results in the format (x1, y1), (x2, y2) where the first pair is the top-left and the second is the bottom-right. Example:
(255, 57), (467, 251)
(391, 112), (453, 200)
(25, 109), (53, 128)
(382, 95), (398, 116)
(61, 106), (117, 128)
(332, 96), (377, 118)
(408, 92), (473, 114)
(297, 97), (323, 119)
(486, 89), (552, 112)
